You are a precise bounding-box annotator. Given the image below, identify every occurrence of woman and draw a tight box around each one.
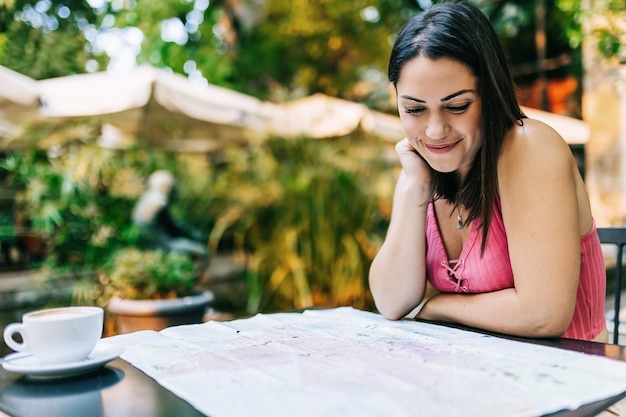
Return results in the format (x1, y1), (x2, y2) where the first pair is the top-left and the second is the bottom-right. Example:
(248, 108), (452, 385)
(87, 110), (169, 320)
(369, 1), (608, 343)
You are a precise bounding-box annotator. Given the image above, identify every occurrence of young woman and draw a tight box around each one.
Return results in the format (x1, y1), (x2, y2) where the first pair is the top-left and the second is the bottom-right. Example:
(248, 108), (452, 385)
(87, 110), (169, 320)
(369, 1), (608, 343)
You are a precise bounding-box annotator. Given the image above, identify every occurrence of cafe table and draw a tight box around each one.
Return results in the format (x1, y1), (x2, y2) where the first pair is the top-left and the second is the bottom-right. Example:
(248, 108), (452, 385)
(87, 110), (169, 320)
(1, 307), (626, 417)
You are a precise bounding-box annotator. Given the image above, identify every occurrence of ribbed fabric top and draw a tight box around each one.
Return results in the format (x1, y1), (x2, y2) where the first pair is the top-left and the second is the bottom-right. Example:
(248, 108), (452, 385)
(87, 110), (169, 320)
(425, 197), (606, 341)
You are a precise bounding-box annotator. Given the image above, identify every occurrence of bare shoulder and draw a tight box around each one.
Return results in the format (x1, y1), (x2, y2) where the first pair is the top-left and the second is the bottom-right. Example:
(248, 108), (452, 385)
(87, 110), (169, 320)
(498, 117), (592, 235)
(503, 118), (571, 153)
(499, 118), (574, 176)
(498, 118), (579, 212)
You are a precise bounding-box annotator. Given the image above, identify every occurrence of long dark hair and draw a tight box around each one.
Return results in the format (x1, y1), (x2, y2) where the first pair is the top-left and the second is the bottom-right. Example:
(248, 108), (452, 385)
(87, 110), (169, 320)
(388, 0), (525, 252)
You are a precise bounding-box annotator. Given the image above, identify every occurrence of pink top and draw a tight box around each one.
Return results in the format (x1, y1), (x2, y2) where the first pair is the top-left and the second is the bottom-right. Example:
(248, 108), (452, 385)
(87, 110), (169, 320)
(425, 197), (606, 340)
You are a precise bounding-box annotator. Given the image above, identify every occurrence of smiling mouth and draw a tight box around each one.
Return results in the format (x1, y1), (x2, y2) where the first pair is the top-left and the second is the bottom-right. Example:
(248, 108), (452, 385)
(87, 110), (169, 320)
(424, 138), (464, 154)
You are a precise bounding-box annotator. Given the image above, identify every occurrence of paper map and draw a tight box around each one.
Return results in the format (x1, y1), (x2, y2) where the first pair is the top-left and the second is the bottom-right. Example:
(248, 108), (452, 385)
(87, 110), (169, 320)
(105, 307), (626, 417)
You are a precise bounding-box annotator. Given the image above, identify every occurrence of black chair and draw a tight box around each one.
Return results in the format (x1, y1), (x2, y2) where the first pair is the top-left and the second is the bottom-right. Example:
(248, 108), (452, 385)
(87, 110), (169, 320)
(597, 227), (626, 344)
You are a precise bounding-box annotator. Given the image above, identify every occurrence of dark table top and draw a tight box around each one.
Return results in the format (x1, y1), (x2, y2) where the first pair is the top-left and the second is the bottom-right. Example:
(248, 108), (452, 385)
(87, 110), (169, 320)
(0, 357), (204, 417)
(0, 321), (624, 417)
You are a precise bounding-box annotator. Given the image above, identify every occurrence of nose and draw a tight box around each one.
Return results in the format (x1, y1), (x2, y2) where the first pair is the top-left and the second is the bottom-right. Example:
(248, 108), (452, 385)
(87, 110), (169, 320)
(424, 113), (449, 140)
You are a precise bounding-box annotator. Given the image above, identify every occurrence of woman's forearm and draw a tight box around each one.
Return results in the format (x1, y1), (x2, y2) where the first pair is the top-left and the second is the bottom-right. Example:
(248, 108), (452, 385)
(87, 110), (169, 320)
(369, 176), (430, 320)
(417, 289), (574, 338)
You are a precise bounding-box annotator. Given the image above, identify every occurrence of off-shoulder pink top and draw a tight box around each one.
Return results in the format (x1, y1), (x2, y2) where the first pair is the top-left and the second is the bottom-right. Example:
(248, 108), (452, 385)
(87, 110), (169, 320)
(425, 197), (606, 340)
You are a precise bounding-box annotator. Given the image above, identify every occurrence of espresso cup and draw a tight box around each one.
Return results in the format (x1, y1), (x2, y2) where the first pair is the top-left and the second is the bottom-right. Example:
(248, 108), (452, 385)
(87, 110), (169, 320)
(3, 306), (104, 364)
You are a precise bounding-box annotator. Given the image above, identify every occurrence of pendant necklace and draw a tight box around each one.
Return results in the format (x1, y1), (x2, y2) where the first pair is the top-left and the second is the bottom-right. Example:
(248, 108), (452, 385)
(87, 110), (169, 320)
(456, 207), (463, 230)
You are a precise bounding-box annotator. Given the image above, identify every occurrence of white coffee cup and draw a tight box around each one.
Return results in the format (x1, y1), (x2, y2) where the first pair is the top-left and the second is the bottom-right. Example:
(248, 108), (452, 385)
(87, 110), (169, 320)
(3, 306), (104, 364)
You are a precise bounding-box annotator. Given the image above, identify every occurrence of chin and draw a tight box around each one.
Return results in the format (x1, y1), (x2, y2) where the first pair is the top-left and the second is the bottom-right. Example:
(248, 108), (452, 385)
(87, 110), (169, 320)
(427, 161), (458, 174)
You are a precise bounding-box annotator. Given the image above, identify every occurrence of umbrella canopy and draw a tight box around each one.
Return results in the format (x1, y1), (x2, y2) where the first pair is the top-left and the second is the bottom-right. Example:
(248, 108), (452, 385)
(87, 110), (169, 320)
(271, 93), (375, 139)
(0, 65), (41, 143)
(0, 65), (278, 151)
(36, 65), (278, 151)
(270, 93), (410, 143)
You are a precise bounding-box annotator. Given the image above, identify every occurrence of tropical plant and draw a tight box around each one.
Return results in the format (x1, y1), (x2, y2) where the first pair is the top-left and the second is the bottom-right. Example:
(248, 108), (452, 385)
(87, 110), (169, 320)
(0, 142), (215, 279)
(0, 0), (108, 79)
(0, 131), (396, 316)
(582, 0), (626, 63)
(97, 247), (196, 301)
(203, 135), (395, 314)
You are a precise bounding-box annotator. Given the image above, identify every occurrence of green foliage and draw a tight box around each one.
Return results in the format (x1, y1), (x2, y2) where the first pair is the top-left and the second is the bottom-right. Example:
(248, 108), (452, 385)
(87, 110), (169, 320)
(478, 0), (583, 82)
(229, 0), (415, 103)
(0, 143), (212, 278)
(588, 0), (626, 64)
(205, 136), (394, 314)
(556, 0), (626, 64)
(0, 0), (108, 78)
(115, 0), (233, 84)
(555, 0), (583, 49)
(99, 248), (196, 300)
(0, 135), (396, 315)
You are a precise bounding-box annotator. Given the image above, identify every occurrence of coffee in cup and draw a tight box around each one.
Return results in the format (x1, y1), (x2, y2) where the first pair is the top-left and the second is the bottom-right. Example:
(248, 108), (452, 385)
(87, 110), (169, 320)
(3, 306), (104, 364)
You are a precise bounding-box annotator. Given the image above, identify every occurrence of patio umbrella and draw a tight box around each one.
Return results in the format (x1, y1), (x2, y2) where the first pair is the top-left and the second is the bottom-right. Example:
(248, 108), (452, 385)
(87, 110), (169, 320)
(271, 93), (408, 143)
(0, 65), (41, 146)
(44, 65), (281, 151)
(4, 65), (278, 152)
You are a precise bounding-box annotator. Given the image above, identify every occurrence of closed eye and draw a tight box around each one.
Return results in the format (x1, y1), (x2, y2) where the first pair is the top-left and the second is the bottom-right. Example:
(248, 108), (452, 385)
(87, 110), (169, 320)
(446, 102), (473, 114)
(405, 107), (426, 115)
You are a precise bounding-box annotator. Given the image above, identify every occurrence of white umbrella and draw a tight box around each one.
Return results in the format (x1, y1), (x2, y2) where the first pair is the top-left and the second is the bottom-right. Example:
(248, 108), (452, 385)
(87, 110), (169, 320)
(271, 93), (373, 139)
(270, 93), (411, 143)
(0, 65), (41, 144)
(36, 65), (279, 151)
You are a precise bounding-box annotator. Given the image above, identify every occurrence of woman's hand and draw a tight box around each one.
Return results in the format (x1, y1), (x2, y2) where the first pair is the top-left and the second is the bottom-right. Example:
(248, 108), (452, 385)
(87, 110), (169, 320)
(395, 138), (431, 184)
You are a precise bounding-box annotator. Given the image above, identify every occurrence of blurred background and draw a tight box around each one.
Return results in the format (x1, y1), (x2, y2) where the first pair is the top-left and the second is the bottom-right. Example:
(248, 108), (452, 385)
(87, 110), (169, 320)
(0, 0), (625, 348)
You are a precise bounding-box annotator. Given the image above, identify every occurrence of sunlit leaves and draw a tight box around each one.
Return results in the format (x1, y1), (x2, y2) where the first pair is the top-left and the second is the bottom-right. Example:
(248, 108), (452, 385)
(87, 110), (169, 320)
(584, 0), (626, 63)
(0, 0), (108, 77)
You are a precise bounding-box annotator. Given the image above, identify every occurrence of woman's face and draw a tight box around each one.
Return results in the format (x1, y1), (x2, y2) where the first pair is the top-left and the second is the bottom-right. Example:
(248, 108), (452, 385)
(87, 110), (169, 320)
(396, 56), (482, 178)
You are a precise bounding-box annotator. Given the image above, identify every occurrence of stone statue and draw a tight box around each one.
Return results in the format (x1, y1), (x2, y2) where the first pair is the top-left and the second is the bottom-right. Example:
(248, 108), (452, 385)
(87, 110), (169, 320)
(132, 170), (208, 257)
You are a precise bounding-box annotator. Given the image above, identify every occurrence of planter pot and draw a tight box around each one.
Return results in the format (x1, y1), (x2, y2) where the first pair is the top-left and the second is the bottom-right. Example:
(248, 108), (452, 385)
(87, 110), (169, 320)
(106, 291), (214, 335)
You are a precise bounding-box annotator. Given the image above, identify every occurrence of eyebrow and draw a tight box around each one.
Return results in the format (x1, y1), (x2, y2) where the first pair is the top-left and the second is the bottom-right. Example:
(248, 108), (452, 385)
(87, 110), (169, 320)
(400, 89), (478, 103)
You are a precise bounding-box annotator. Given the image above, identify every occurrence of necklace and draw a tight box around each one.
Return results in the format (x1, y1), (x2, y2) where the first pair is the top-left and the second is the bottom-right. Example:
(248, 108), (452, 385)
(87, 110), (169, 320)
(456, 207), (463, 230)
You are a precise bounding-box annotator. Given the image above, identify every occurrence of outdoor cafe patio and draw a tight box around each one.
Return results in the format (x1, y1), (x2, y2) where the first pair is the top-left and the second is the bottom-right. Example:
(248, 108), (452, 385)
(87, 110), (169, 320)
(1, 64), (626, 417)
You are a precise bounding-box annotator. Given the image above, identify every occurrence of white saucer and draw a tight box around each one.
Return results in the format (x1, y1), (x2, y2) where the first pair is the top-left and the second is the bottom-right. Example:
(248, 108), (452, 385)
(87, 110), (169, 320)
(1, 342), (124, 379)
